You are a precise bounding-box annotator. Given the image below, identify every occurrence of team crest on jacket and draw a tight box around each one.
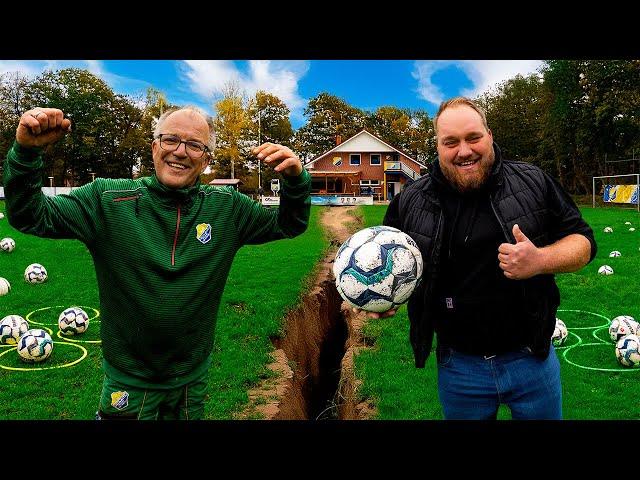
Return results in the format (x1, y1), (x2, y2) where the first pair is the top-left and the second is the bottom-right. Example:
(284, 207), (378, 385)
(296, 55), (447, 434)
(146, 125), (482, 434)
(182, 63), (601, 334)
(196, 223), (212, 244)
(111, 391), (129, 410)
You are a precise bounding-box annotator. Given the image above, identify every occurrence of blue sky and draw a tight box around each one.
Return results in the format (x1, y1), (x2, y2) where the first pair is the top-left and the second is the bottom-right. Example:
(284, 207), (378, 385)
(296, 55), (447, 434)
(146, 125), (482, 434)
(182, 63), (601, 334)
(0, 60), (543, 129)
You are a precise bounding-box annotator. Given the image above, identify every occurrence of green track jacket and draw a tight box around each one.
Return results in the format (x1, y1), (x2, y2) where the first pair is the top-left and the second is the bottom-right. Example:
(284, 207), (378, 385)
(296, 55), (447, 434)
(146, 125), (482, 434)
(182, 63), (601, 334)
(4, 142), (311, 388)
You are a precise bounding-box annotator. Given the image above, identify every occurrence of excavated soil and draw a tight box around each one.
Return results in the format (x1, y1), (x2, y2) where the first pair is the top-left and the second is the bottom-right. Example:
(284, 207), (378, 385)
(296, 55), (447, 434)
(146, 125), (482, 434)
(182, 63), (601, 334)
(236, 206), (377, 420)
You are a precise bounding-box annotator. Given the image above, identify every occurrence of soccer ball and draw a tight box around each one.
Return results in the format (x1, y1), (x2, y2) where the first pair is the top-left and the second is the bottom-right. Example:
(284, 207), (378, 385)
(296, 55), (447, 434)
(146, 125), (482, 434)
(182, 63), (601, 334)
(552, 318), (568, 347)
(630, 228), (636, 232)
(0, 315), (28, 345)
(625, 222), (632, 225)
(609, 315), (639, 342)
(0, 277), (10, 296)
(0, 212), (4, 219)
(603, 227), (613, 233)
(0, 237), (15, 253)
(609, 250), (622, 257)
(616, 334), (640, 367)
(0, 238), (15, 253)
(598, 265), (614, 275)
(58, 307), (89, 335)
(333, 226), (423, 313)
(24, 263), (48, 284)
(17, 329), (53, 363)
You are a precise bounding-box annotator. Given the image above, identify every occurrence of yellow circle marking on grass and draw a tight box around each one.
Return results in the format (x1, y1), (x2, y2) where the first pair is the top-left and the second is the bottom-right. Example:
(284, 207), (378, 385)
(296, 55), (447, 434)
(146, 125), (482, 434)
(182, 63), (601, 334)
(56, 329), (101, 345)
(556, 309), (639, 372)
(0, 341), (88, 372)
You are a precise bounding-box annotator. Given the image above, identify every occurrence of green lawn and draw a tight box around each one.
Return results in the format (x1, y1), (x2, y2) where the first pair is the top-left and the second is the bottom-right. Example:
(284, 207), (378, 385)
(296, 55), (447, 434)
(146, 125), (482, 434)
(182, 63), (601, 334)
(0, 201), (328, 419)
(353, 204), (640, 419)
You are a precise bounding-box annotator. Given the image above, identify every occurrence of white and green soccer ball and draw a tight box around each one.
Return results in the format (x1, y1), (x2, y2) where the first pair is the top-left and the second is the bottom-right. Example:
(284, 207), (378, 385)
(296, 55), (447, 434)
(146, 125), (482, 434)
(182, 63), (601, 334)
(552, 318), (568, 347)
(630, 227), (636, 232)
(616, 334), (640, 368)
(609, 250), (622, 257)
(0, 315), (28, 345)
(17, 329), (53, 363)
(598, 265), (614, 275)
(609, 315), (639, 342)
(58, 307), (89, 336)
(603, 227), (613, 233)
(24, 263), (47, 284)
(0, 277), (10, 296)
(0, 237), (15, 253)
(333, 226), (423, 313)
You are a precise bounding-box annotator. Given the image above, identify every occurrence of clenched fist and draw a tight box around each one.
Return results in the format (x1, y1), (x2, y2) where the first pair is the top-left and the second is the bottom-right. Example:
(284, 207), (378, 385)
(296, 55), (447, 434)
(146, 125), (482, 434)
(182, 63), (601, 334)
(16, 108), (72, 149)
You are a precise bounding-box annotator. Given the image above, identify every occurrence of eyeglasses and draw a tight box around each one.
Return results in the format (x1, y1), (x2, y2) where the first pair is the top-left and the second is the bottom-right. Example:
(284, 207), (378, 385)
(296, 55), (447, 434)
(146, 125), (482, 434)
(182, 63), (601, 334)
(157, 134), (210, 158)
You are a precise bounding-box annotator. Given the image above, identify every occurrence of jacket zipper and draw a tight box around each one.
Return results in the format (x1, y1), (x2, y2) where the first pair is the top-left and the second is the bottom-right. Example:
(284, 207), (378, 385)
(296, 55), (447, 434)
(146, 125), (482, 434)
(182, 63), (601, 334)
(113, 193), (142, 216)
(172, 203), (181, 266)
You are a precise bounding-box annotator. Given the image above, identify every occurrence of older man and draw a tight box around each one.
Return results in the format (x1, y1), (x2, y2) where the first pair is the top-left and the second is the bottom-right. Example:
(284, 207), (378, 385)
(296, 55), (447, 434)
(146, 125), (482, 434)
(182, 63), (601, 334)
(4, 106), (311, 420)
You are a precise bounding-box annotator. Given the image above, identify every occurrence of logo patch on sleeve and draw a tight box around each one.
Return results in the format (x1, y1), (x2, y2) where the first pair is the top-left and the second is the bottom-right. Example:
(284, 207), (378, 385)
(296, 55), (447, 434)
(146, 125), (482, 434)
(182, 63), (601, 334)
(196, 223), (212, 244)
(111, 391), (129, 410)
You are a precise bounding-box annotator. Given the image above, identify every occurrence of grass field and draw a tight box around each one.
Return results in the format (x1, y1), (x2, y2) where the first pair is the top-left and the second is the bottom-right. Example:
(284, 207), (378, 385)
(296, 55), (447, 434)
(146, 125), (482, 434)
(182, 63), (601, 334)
(0, 201), (328, 419)
(353, 204), (640, 419)
(3, 196), (640, 420)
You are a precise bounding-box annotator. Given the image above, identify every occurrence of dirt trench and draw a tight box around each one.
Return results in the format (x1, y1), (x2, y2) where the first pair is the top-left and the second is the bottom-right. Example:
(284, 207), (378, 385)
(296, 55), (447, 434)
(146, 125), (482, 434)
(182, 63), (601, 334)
(236, 206), (376, 420)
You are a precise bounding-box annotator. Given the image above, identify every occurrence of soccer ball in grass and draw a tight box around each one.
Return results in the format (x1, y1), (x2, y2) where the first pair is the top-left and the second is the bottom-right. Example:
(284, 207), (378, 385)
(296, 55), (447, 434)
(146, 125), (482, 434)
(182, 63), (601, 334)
(552, 318), (568, 347)
(0, 277), (10, 296)
(598, 265), (614, 275)
(609, 250), (622, 257)
(0, 315), (28, 345)
(630, 228), (636, 232)
(616, 334), (640, 367)
(0, 212), (4, 219)
(17, 329), (53, 363)
(603, 227), (613, 233)
(58, 307), (89, 335)
(609, 315), (639, 342)
(24, 263), (47, 284)
(625, 222), (632, 225)
(0, 237), (15, 252)
(333, 226), (423, 313)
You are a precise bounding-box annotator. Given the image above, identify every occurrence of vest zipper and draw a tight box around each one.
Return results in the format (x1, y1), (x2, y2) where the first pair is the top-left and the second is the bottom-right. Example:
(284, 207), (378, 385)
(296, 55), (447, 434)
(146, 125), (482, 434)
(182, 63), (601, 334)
(489, 194), (510, 242)
(172, 203), (181, 266)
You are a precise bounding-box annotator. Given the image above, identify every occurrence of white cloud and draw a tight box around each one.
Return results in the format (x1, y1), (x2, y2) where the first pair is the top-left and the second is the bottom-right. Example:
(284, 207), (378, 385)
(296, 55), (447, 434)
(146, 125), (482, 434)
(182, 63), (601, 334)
(0, 60), (46, 78)
(180, 60), (309, 120)
(413, 60), (544, 106)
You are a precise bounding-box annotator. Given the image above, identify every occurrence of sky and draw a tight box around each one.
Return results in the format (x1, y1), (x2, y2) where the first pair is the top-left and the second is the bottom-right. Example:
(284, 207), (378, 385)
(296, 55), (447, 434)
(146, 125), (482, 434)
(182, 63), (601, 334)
(0, 60), (544, 130)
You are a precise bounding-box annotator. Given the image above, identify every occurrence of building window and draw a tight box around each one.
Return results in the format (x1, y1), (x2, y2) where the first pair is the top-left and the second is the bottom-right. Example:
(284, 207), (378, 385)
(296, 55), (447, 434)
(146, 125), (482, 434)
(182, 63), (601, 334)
(370, 154), (381, 165)
(349, 154), (361, 166)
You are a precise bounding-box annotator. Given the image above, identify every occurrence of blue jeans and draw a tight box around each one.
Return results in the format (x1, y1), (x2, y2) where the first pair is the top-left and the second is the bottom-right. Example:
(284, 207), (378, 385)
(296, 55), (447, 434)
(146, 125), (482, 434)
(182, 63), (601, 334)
(436, 345), (562, 420)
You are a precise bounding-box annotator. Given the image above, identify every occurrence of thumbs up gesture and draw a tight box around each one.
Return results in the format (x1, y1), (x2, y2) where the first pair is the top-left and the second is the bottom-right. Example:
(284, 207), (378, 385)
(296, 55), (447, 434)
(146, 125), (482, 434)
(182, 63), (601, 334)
(497, 224), (542, 280)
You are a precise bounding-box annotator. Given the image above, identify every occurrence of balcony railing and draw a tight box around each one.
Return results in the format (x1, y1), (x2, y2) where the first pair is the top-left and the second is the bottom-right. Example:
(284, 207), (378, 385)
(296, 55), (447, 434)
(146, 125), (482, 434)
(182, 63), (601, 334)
(384, 161), (421, 180)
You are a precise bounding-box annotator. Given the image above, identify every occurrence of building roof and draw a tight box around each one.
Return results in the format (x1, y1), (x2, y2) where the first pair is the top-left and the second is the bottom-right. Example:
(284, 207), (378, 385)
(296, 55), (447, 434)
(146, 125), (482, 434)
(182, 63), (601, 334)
(305, 129), (428, 170)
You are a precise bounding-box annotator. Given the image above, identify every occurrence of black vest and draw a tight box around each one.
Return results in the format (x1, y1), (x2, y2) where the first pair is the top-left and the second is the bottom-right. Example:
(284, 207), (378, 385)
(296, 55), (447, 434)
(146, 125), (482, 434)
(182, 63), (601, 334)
(388, 146), (565, 367)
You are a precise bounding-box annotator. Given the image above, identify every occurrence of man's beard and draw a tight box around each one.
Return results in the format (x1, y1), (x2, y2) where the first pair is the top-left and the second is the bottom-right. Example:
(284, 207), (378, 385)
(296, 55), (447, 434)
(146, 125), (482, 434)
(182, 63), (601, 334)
(439, 151), (495, 193)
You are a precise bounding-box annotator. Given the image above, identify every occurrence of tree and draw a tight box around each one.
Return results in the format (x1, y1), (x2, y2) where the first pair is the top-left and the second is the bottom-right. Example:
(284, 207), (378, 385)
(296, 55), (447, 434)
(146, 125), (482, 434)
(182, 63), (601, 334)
(212, 81), (251, 181)
(293, 93), (367, 161)
(21, 68), (146, 185)
(246, 90), (294, 192)
(476, 73), (546, 166)
(0, 71), (31, 172)
(136, 87), (178, 177)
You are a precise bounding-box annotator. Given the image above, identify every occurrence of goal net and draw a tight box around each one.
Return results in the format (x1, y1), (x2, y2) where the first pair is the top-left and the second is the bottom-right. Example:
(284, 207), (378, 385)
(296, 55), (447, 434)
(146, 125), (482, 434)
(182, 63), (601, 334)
(592, 174), (640, 211)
